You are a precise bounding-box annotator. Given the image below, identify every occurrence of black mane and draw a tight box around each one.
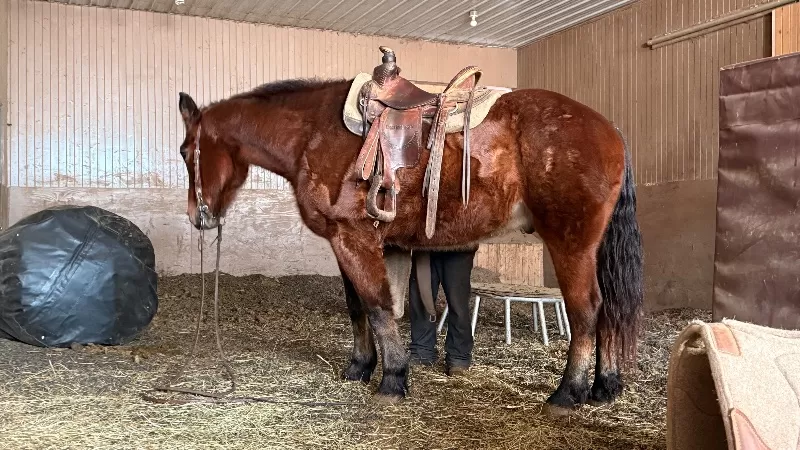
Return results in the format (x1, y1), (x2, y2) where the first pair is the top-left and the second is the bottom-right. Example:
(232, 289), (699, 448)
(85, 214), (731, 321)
(230, 77), (349, 101)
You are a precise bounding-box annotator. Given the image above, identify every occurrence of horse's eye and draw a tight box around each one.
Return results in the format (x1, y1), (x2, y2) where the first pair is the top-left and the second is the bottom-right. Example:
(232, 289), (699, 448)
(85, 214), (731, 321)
(180, 146), (187, 159)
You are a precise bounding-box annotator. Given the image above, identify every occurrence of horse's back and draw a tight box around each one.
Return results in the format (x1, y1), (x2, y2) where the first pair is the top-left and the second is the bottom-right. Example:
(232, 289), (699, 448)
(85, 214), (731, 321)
(491, 88), (626, 221)
(495, 88), (620, 141)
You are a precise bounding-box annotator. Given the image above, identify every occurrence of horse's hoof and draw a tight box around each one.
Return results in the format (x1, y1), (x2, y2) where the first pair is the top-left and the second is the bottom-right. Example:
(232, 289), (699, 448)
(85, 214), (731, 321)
(376, 371), (408, 401)
(373, 393), (404, 405)
(341, 372), (371, 384)
(587, 398), (614, 407)
(589, 372), (624, 406)
(341, 367), (372, 384)
(542, 402), (576, 418)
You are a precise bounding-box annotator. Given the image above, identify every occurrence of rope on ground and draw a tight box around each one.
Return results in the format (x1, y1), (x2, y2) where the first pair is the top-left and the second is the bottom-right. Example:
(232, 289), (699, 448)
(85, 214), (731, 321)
(140, 224), (361, 407)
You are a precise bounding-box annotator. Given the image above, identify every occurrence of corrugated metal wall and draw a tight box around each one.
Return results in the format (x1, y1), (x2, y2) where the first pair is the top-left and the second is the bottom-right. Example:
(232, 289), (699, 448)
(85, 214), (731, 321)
(774, 2), (800, 55)
(517, 0), (770, 185)
(1, 0), (9, 227)
(2, 0), (518, 276)
(5, 0), (517, 191)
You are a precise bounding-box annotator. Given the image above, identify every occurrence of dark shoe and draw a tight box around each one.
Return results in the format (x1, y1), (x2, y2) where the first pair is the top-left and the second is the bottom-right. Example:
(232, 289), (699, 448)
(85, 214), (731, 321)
(409, 354), (437, 367)
(445, 364), (470, 377)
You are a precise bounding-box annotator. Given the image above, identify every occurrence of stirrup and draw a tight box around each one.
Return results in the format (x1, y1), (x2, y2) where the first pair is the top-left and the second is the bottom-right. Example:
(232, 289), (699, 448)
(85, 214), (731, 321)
(366, 174), (397, 222)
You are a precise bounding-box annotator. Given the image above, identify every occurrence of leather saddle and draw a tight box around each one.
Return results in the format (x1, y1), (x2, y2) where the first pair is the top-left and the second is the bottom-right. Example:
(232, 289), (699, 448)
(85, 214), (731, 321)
(355, 46), (483, 238)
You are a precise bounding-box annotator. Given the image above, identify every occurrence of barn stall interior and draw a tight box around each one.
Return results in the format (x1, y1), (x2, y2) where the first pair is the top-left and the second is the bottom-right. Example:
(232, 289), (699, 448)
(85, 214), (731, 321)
(0, 0), (798, 449)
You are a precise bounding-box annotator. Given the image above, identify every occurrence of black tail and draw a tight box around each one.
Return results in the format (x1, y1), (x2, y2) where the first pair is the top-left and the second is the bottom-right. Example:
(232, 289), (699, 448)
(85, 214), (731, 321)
(596, 127), (644, 366)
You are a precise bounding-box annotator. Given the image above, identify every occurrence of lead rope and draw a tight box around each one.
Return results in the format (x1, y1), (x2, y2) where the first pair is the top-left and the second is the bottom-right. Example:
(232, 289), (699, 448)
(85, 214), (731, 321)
(140, 224), (358, 407)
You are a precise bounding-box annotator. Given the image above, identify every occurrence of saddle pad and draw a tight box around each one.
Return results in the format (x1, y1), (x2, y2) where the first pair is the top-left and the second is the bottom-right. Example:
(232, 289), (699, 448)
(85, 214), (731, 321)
(666, 319), (800, 450)
(342, 72), (510, 137)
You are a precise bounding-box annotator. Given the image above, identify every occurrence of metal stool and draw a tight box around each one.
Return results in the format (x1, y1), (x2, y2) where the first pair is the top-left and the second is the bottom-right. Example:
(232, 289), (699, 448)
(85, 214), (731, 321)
(437, 283), (570, 346)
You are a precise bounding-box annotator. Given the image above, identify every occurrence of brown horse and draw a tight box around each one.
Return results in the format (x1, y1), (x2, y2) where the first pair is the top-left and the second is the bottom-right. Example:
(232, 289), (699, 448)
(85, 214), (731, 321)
(175, 56), (643, 417)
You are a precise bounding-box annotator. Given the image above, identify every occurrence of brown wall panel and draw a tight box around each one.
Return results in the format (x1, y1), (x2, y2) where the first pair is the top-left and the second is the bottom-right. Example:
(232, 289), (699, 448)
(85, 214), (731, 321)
(518, 0), (773, 310)
(541, 179), (719, 311)
(517, 0), (770, 185)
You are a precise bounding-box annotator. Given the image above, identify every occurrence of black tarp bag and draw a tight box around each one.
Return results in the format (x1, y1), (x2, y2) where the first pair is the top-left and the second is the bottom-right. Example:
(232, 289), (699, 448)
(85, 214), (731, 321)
(0, 205), (158, 347)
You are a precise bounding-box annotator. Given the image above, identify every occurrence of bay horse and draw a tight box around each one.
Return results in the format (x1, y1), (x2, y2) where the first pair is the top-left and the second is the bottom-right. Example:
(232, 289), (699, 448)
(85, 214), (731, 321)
(175, 51), (644, 417)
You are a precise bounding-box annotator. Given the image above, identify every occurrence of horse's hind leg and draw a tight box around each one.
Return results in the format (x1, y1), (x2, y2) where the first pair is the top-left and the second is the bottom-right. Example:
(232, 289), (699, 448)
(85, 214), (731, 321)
(329, 230), (409, 401)
(339, 267), (378, 383)
(589, 313), (622, 405)
(542, 244), (603, 416)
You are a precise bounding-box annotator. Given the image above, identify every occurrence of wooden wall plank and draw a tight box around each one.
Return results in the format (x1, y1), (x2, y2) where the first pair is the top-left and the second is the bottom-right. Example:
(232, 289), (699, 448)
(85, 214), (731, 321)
(517, 0), (770, 184)
(474, 243), (545, 287)
(773, 2), (800, 56)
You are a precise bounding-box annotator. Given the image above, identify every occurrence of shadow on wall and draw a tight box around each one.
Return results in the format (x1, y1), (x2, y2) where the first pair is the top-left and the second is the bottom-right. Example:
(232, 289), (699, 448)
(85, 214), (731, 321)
(542, 179), (718, 311)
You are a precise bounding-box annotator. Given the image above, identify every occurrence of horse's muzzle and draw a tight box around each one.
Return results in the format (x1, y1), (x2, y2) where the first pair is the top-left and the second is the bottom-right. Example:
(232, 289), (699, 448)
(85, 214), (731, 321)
(191, 209), (220, 230)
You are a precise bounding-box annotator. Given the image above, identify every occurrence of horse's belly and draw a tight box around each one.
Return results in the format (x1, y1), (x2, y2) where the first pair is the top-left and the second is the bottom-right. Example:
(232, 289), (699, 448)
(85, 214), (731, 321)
(389, 199), (535, 251)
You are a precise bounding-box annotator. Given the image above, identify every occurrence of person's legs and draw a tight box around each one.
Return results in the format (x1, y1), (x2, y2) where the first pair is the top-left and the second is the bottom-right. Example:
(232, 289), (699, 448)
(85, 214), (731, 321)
(435, 248), (477, 373)
(408, 255), (442, 365)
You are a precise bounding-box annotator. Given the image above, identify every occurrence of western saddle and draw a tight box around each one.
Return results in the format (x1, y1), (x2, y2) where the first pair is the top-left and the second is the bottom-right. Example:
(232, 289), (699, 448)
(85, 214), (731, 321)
(355, 46), (483, 239)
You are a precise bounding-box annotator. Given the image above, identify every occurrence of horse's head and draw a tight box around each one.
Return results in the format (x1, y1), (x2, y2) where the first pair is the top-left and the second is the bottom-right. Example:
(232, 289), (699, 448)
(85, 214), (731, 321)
(178, 92), (247, 230)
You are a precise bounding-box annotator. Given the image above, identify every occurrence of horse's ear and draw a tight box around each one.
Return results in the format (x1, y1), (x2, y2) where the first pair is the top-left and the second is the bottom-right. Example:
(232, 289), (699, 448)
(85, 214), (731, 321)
(178, 92), (200, 127)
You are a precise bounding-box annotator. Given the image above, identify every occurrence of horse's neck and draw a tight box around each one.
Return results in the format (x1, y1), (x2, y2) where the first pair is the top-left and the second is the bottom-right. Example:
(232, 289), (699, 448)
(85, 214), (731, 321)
(224, 101), (304, 186)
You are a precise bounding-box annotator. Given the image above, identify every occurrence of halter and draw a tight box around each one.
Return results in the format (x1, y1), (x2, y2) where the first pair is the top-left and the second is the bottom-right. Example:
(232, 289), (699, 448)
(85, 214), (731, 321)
(192, 123), (220, 228)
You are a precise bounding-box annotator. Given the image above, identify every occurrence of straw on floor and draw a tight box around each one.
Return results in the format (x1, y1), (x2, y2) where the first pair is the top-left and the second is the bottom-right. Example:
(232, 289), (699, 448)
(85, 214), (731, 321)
(0, 273), (707, 450)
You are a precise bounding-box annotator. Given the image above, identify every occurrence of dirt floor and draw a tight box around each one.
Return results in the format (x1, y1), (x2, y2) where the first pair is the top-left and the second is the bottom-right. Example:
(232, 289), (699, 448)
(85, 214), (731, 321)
(0, 272), (710, 450)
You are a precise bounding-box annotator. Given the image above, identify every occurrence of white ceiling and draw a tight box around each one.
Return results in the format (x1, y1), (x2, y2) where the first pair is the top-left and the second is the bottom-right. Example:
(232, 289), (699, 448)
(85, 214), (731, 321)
(44, 0), (636, 48)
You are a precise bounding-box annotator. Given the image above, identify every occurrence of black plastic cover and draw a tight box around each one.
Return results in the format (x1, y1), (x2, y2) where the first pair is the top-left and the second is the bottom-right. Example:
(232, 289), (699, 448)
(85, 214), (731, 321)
(0, 205), (158, 347)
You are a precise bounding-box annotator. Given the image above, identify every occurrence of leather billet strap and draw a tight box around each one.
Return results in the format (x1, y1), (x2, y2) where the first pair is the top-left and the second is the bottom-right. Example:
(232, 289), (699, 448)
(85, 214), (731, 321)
(413, 251), (437, 322)
(462, 88), (475, 206)
(423, 99), (454, 239)
(356, 109), (385, 181)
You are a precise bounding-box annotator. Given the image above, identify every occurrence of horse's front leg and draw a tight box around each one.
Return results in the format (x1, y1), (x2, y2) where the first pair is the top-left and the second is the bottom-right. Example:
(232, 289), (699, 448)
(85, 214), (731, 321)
(339, 266), (378, 383)
(329, 229), (409, 401)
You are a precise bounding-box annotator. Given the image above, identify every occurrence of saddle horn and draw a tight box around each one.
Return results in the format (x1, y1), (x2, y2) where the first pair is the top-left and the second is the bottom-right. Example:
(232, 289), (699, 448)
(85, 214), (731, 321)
(379, 46), (395, 64)
(374, 46), (399, 86)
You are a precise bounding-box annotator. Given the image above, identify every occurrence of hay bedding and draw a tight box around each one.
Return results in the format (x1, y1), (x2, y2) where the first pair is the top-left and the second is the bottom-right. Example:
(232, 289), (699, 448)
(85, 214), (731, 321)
(0, 273), (708, 450)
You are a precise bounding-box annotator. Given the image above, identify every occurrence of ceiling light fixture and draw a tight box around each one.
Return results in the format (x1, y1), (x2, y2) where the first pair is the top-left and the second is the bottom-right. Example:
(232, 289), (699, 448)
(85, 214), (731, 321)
(469, 10), (478, 27)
